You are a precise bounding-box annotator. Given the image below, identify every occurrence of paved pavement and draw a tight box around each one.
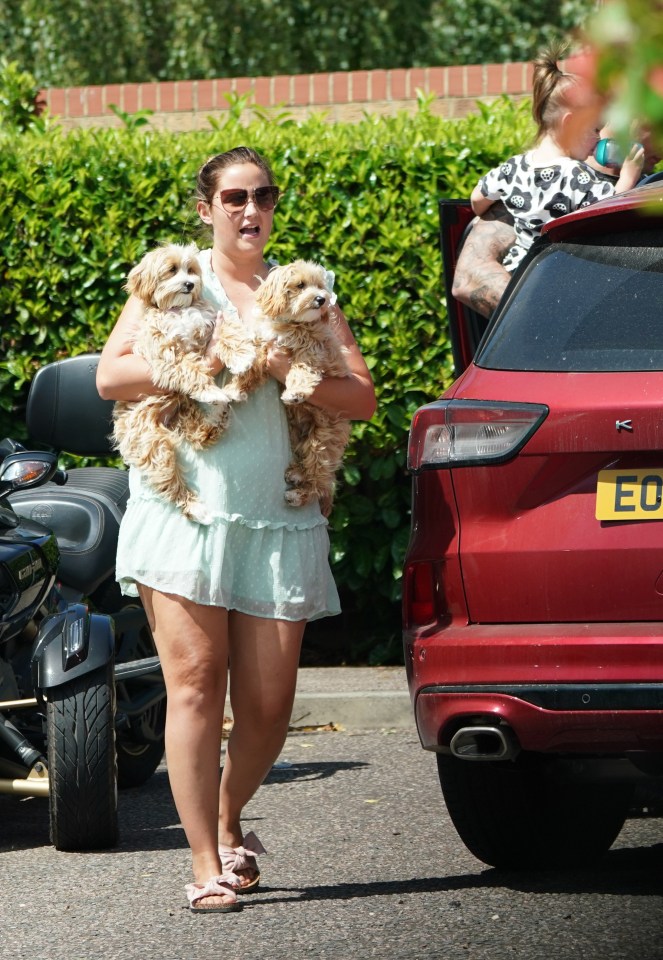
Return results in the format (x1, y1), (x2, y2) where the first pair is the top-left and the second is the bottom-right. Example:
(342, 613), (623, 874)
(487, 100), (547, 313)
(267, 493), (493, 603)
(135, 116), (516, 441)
(3, 667), (663, 960)
(225, 665), (414, 730)
(3, 720), (662, 960)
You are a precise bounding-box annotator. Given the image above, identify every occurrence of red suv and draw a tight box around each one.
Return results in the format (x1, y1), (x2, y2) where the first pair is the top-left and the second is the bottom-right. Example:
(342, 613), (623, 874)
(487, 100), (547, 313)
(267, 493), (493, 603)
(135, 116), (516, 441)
(403, 183), (663, 868)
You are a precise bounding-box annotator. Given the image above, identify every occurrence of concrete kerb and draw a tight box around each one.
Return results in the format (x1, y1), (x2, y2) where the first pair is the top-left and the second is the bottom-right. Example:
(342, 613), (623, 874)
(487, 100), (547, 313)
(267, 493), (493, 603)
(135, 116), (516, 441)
(224, 666), (414, 730)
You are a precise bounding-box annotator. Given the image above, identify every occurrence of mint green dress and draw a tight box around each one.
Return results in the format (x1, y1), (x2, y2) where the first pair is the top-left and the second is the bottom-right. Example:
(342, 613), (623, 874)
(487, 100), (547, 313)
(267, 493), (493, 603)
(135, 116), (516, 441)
(115, 248), (341, 622)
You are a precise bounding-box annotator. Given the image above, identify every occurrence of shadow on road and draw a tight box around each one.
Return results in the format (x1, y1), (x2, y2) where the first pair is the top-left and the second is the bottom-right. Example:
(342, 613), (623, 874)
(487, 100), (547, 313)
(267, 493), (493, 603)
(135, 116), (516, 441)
(0, 759), (369, 854)
(0, 794), (50, 851)
(244, 841), (663, 905)
(263, 759), (369, 784)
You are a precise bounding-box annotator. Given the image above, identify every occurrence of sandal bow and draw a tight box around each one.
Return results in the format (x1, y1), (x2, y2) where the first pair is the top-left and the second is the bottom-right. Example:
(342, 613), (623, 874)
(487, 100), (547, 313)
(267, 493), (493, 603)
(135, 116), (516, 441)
(219, 831), (266, 892)
(185, 874), (242, 913)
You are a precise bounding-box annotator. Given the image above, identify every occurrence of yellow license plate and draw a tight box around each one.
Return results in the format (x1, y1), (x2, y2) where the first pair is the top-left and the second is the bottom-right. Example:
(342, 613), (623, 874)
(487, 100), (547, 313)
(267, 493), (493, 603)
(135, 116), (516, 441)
(596, 469), (663, 520)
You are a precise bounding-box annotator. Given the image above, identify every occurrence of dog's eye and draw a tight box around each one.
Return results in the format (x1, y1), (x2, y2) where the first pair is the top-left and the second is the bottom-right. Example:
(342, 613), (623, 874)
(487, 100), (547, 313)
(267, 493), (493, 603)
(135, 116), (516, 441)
(296, 282), (305, 289)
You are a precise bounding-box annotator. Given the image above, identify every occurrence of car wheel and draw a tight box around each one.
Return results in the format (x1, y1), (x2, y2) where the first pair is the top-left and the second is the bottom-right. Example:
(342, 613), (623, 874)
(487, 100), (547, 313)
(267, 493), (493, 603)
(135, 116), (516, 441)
(436, 753), (633, 869)
(46, 662), (118, 851)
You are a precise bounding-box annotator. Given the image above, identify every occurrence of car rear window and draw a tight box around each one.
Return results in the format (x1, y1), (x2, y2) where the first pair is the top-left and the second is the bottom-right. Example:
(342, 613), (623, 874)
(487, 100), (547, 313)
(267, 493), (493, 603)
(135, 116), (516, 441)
(475, 229), (663, 372)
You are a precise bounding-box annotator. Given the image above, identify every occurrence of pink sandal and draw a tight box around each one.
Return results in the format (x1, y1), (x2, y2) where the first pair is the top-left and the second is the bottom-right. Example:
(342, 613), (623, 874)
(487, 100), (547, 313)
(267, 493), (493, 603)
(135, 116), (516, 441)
(219, 831), (266, 893)
(185, 874), (243, 913)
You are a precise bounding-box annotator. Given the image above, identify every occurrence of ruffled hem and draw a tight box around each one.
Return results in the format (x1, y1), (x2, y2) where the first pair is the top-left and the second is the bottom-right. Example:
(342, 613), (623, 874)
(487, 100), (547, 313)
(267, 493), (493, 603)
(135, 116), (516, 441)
(116, 496), (341, 622)
(117, 572), (340, 622)
(125, 494), (329, 533)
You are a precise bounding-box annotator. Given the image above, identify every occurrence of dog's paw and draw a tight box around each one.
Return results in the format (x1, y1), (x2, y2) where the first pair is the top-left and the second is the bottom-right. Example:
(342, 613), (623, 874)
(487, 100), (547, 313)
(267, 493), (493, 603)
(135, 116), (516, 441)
(208, 405), (231, 429)
(281, 390), (306, 405)
(284, 487), (308, 507)
(185, 500), (214, 525)
(226, 345), (257, 375)
(222, 382), (248, 403)
(194, 386), (231, 405)
(284, 465), (305, 487)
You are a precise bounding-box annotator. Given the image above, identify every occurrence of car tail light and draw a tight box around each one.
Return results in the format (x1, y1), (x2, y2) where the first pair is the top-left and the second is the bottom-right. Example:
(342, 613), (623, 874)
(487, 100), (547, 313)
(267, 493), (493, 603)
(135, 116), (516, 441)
(403, 561), (439, 627)
(408, 399), (548, 472)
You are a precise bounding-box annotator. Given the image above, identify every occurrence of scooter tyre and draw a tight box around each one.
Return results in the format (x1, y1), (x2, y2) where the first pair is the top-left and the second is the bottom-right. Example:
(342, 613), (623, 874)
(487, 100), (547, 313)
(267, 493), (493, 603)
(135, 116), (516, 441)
(47, 660), (118, 851)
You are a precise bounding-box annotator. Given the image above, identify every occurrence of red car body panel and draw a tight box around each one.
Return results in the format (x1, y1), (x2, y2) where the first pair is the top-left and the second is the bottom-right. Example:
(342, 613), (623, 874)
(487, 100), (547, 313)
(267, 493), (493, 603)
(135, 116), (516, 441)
(404, 187), (663, 760)
(448, 367), (663, 623)
(414, 693), (663, 753)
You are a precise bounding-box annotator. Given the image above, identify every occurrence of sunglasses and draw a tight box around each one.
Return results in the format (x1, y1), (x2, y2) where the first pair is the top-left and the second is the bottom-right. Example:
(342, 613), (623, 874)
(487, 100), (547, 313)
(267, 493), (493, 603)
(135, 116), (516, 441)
(218, 185), (280, 213)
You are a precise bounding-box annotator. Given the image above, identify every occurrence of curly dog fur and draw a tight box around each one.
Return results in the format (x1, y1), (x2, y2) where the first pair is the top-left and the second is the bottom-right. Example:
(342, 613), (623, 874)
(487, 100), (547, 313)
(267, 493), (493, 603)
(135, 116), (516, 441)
(226, 260), (351, 512)
(111, 242), (255, 524)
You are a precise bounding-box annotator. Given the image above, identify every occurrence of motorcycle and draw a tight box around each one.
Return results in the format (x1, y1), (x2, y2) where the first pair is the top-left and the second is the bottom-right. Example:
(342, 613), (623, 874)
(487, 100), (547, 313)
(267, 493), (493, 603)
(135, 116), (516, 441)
(0, 353), (166, 851)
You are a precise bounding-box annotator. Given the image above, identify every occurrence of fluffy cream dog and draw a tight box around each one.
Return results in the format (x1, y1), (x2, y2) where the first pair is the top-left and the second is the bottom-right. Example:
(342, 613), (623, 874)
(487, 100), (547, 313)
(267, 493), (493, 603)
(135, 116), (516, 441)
(111, 242), (255, 524)
(226, 260), (351, 512)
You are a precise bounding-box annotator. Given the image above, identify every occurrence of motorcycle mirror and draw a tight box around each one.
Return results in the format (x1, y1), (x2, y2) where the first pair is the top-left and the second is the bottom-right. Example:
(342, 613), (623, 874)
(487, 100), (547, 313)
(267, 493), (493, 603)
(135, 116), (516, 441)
(0, 451), (59, 493)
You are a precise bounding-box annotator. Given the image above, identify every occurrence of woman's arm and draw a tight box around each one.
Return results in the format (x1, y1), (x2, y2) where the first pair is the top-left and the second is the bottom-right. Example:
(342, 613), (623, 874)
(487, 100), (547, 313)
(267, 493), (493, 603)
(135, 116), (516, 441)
(470, 183), (494, 216)
(266, 306), (377, 421)
(96, 295), (162, 401)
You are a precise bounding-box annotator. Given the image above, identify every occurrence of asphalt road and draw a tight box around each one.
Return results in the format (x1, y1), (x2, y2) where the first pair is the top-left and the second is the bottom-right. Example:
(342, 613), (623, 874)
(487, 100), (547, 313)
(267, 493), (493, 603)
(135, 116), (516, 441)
(1, 722), (662, 960)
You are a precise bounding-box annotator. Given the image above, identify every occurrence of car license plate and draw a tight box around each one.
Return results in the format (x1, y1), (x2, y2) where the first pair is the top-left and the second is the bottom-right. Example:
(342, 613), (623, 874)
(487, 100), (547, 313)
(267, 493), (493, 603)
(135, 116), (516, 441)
(596, 469), (663, 520)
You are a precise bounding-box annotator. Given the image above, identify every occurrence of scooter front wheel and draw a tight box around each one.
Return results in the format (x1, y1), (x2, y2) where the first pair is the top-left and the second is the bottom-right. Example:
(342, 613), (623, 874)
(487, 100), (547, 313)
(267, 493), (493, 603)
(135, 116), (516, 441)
(46, 661), (118, 851)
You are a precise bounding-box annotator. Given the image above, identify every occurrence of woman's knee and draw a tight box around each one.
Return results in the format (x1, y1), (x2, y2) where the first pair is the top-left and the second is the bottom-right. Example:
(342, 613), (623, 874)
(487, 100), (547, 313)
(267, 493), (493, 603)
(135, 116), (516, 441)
(231, 692), (294, 739)
(162, 654), (225, 717)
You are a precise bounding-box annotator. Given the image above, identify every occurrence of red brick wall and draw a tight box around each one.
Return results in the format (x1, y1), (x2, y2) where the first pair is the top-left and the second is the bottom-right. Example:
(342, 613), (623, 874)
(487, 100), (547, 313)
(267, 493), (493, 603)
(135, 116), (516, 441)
(40, 62), (534, 130)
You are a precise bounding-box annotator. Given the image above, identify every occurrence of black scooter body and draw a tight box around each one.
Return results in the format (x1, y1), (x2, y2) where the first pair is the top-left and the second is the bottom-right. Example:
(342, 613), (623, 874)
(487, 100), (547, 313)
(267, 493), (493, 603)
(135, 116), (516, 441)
(1, 354), (165, 850)
(9, 354), (126, 690)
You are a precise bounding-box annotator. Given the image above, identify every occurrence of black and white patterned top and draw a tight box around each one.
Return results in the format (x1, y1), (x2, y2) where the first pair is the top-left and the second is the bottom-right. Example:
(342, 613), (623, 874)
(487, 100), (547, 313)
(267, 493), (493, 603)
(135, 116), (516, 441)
(478, 152), (615, 271)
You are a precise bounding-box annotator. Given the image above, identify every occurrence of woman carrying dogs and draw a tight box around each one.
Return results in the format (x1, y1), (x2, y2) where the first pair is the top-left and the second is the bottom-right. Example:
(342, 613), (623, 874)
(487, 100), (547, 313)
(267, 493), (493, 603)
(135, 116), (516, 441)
(97, 146), (376, 913)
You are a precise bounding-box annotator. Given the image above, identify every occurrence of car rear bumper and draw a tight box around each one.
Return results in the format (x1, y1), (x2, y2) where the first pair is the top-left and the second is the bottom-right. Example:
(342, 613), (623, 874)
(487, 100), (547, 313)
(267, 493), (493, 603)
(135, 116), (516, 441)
(405, 621), (663, 754)
(415, 688), (663, 753)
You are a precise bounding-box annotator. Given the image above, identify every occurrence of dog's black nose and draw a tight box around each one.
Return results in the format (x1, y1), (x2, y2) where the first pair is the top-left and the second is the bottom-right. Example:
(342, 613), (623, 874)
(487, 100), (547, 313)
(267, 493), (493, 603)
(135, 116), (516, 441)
(183, 281), (195, 292)
(313, 295), (326, 308)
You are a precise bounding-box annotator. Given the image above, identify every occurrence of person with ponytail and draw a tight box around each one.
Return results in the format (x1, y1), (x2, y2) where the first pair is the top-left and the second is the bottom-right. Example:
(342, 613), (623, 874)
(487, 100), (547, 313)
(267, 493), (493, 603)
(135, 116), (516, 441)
(470, 41), (644, 273)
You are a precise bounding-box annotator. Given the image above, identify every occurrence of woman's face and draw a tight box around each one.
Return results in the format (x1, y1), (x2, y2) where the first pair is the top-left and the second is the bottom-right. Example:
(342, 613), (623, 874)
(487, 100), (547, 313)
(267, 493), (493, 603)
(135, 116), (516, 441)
(198, 162), (275, 257)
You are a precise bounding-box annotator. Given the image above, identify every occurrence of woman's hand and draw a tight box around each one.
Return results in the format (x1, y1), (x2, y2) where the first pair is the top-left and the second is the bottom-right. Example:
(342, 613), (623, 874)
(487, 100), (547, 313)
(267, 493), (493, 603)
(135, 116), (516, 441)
(204, 311), (229, 376)
(265, 343), (292, 384)
(261, 305), (376, 421)
(616, 143), (645, 193)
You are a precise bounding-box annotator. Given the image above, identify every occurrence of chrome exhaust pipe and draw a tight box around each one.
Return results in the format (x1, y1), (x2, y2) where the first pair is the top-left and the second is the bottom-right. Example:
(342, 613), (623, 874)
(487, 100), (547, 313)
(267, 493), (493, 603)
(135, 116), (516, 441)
(449, 725), (520, 761)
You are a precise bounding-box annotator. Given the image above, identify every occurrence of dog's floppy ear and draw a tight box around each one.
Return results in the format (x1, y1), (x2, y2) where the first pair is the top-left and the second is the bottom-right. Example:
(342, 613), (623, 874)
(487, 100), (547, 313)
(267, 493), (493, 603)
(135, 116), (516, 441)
(255, 264), (293, 318)
(124, 257), (146, 298)
(182, 241), (200, 262)
(124, 250), (158, 301)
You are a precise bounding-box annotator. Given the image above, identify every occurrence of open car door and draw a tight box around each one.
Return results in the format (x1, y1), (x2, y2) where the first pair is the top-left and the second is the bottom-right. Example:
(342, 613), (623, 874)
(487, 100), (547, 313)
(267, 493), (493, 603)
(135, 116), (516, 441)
(439, 199), (492, 376)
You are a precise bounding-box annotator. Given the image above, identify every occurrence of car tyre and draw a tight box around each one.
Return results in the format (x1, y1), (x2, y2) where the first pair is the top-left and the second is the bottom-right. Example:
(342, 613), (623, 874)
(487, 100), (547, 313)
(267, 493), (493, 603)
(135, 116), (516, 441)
(47, 661), (118, 851)
(436, 753), (633, 869)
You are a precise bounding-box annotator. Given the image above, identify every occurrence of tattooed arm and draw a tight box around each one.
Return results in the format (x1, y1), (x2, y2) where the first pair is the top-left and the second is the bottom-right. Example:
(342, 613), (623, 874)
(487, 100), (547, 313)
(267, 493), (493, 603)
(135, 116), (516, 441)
(451, 203), (515, 319)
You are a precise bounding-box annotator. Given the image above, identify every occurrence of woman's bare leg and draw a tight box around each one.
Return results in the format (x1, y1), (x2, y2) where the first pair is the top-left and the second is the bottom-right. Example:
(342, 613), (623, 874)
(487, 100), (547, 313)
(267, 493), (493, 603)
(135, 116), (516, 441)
(140, 587), (233, 907)
(219, 613), (306, 876)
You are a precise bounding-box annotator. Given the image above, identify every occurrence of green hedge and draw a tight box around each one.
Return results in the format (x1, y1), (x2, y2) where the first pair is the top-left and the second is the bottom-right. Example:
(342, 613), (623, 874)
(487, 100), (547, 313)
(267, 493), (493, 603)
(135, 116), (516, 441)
(0, 95), (533, 661)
